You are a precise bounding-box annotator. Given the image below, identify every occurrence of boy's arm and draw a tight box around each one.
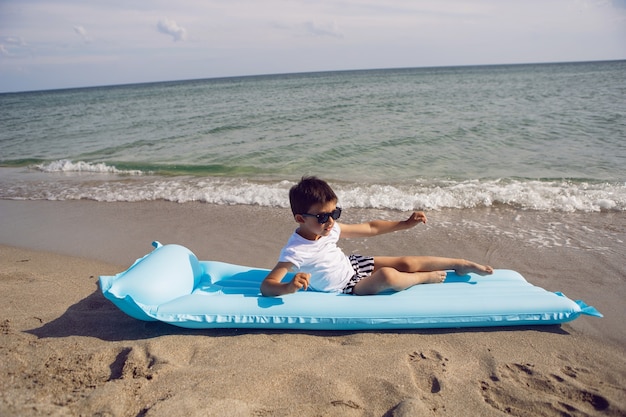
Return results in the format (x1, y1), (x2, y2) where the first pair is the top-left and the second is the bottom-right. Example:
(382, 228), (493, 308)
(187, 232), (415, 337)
(339, 211), (427, 239)
(261, 262), (310, 297)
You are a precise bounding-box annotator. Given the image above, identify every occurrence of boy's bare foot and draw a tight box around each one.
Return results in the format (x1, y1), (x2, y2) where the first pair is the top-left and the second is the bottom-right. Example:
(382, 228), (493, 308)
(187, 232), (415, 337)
(416, 270), (447, 284)
(455, 260), (494, 276)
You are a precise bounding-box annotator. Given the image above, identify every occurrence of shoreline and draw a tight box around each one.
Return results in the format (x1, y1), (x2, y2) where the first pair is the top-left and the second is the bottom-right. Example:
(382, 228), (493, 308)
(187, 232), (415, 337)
(1, 198), (625, 416)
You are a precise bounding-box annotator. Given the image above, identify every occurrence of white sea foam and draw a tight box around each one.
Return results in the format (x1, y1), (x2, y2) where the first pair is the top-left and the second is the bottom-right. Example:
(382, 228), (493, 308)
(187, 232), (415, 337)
(34, 160), (144, 176)
(333, 180), (626, 213)
(1, 168), (624, 212)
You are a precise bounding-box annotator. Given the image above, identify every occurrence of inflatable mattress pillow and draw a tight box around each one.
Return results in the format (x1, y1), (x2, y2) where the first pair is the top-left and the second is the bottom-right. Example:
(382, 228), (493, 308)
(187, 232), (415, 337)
(104, 243), (202, 306)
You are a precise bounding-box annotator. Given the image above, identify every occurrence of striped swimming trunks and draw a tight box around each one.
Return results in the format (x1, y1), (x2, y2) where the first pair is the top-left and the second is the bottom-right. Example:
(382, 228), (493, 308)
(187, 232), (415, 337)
(342, 254), (375, 294)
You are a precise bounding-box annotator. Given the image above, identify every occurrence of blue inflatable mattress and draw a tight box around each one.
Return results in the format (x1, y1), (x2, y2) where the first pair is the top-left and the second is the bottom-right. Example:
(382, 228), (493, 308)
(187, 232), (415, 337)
(99, 242), (602, 330)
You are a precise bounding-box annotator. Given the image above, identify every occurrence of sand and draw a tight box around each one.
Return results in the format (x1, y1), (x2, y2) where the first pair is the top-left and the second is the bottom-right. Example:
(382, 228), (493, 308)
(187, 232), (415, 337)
(1, 199), (624, 416)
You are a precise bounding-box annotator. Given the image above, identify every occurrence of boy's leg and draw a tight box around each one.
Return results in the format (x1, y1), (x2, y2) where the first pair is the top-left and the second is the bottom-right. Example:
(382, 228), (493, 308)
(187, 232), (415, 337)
(352, 256), (493, 295)
(373, 256), (493, 276)
(352, 267), (446, 295)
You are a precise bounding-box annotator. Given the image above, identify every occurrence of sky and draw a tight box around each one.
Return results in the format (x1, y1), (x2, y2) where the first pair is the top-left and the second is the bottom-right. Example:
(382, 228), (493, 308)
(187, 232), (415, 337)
(1, 0), (625, 92)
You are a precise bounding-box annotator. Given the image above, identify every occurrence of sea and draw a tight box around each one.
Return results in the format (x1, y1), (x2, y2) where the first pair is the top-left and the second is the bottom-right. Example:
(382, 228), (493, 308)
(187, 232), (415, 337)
(0, 61), (625, 213)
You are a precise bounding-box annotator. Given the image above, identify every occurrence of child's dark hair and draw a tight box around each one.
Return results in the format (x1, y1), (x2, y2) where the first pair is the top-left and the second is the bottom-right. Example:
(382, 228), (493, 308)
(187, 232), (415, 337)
(289, 176), (338, 216)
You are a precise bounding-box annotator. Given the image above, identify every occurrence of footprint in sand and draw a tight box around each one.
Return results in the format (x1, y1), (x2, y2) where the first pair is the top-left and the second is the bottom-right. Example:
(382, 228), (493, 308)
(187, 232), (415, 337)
(408, 350), (449, 394)
(79, 345), (168, 416)
(480, 362), (620, 416)
(109, 345), (161, 381)
(1, 319), (11, 335)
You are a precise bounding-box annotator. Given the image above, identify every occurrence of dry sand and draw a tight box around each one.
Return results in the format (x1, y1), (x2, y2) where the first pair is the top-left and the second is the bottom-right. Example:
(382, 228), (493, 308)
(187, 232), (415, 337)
(1, 199), (624, 416)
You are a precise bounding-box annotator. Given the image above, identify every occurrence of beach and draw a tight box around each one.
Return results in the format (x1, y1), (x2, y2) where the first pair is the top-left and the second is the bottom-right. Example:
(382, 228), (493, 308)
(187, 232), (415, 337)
(1, 199), (624, 416)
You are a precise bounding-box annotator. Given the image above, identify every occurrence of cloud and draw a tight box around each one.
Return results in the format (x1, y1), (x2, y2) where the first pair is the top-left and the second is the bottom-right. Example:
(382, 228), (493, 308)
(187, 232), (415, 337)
(0, 36), (26, 56)
(272, 20), (344, 39)
(303, 21), (343, 38)
(73, 25), (92, 43)
(157, 19), (187, 42)
(4, 36), (25, 46)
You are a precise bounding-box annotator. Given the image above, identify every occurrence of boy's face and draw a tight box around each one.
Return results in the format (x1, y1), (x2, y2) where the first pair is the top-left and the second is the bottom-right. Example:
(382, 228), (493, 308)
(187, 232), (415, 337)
(296, 201), (338, 240)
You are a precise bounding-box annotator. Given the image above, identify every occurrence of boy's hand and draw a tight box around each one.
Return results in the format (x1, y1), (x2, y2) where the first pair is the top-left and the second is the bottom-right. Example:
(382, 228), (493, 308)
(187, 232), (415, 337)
(288, 272), (311, 292)
(405, 211), (427, 228)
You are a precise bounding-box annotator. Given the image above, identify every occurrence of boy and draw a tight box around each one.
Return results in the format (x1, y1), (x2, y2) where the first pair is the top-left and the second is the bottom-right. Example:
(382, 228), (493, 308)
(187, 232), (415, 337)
(261, 176), (493, 297)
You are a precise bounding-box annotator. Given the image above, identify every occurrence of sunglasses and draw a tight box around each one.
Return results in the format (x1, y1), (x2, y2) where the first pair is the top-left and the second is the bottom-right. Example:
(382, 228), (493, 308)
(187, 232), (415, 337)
(301, 207), (342, 224)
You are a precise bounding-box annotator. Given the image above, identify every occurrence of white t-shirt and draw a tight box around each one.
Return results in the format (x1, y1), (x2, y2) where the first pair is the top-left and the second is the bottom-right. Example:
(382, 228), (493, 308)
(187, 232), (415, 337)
(279, 222), (354, 292)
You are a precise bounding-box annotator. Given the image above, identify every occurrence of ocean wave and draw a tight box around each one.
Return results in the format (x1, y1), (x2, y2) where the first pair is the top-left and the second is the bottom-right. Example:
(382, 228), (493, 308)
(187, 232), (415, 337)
(1, 170), (624, 212)
(33, 160), (144, 175)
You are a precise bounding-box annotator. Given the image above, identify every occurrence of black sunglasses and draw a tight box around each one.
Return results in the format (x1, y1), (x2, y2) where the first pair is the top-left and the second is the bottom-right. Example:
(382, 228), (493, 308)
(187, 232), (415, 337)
(301, 207), (342, 224)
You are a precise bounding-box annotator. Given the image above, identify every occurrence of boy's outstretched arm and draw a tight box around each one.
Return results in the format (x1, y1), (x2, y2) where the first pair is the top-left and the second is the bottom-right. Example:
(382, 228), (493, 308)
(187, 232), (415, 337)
(261, 262), (310, 297)
(339, 211), (427, 239)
